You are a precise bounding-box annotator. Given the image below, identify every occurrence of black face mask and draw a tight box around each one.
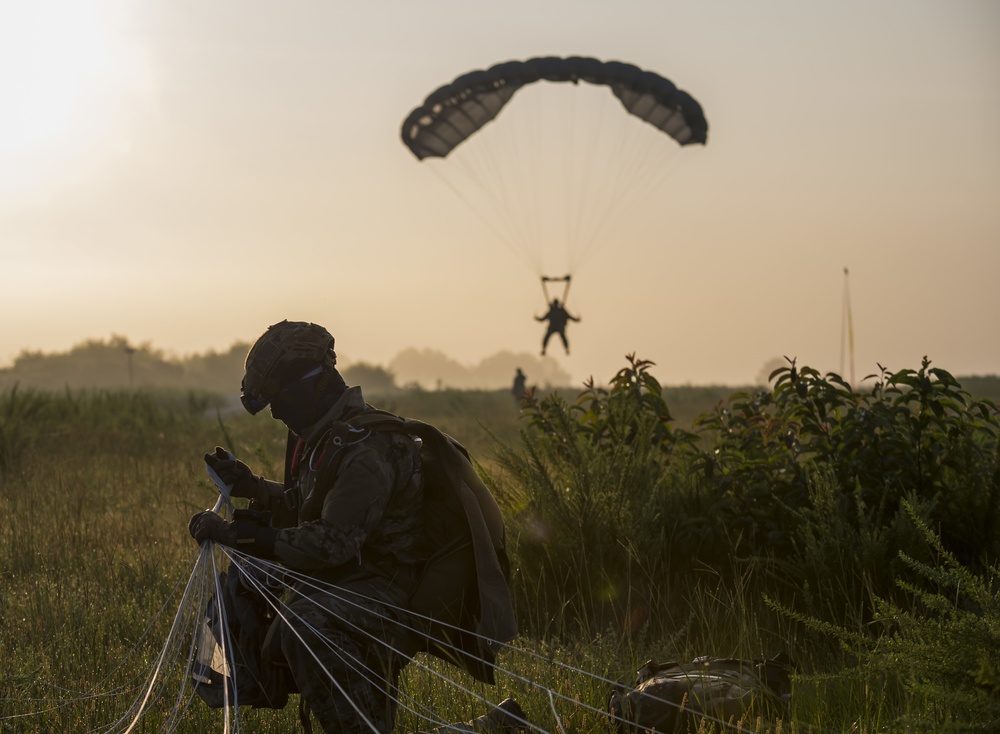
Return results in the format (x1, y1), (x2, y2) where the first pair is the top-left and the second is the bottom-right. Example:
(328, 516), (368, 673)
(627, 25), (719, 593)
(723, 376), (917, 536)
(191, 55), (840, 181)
(269, 367), (347, 436)
(268, 370), (324, 435)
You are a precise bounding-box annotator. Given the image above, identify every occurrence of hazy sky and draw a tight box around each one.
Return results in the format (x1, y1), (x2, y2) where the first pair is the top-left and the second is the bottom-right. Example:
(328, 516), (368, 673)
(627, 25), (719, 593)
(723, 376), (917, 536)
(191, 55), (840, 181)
(2, 0), (998, 387)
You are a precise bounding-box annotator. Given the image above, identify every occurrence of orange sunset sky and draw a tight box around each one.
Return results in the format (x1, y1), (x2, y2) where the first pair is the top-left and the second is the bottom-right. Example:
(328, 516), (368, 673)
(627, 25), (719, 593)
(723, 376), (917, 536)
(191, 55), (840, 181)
(2, 1), (998, 387)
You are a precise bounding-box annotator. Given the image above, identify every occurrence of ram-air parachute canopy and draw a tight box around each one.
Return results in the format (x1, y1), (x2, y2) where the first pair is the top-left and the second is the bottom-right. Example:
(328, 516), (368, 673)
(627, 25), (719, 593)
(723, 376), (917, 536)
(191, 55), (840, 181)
(400, 56), (708, 279)
(402, 56), (708, 160)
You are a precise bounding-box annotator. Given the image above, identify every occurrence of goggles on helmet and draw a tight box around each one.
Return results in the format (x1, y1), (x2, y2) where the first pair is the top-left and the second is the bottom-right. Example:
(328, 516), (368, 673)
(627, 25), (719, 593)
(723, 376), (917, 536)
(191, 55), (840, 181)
(241, 366), (323, 415)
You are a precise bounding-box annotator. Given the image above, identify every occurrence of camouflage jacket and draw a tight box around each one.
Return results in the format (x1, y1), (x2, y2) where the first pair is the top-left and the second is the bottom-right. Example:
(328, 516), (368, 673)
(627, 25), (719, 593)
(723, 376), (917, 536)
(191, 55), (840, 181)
(251, 386), (425, 586)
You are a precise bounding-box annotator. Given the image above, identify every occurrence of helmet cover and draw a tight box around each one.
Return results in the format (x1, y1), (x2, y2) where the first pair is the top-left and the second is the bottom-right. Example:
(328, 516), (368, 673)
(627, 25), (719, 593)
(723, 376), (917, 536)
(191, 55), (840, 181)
(241, 320), (336, 411)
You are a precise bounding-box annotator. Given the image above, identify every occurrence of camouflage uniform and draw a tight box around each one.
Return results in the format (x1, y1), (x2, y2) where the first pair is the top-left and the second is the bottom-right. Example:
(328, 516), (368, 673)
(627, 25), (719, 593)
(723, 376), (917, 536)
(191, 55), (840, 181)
(251, 385), (424, 734)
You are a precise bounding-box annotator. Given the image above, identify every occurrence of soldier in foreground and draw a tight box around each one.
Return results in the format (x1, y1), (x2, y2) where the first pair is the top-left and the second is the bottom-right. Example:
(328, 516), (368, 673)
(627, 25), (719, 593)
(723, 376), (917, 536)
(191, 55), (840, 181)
(187, 320), (525, 734)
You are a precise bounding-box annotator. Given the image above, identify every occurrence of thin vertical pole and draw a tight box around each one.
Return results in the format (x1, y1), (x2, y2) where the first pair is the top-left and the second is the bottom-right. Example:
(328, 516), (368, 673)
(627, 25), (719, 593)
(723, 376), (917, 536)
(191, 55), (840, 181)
(840, 268), (855, 390)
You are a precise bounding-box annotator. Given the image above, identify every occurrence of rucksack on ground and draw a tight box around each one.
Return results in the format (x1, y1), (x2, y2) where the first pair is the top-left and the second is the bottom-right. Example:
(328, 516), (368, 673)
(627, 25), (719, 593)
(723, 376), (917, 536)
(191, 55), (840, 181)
(608, 654), (793, 733)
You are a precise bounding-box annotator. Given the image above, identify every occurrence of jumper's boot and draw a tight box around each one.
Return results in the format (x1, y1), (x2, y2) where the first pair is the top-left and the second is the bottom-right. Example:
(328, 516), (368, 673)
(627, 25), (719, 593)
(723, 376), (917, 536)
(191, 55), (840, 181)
(415, 698), (529, 734)
(470, 698), (529, 734)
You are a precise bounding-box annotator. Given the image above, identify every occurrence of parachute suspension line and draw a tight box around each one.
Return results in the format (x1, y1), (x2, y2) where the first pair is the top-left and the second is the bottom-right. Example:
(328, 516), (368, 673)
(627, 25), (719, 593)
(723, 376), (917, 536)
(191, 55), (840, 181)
(540, 276), (552, 304)
(0, 553), (204, 731)
(235, 565), (385, 734)
(548, 689), (568, 734)
(606, 114), (675, 204)
(97, 556), (189, 731)
(530, 87), (558, 275)
(118, 558), (191, 731)
(234, 554), (542, 734)
(559, 90), (576, 273)
(425, 162), (535, 272)
(496, 83), (566, 277)
(840, 266), (855, 389)
(115, 546), (222, 734)
(153, 564), (211, 732)
(21, 480), (794, 733)
(540, 275), (571, 307)
(432, 121), (547, 275)
(576, 91), (634, 272)
(113, 474), (243, 733)
(500, 83), (576, 276)
(474, 118), (538, 258)
(574, 137), (688, 271)
(557, 87), (690, 274)
(232, 551), (509, 734)
(213, 548), (237, 730)
(589, 92), (649, 268)
(496, 86), (568, 276)
(560, 274), (572, 304)
(187, 559), (226, 728)
(503, 87), (545, 273)
(233, 550), (771, 734)
(560, 87), (581, 274)
(562, 86), (612, 276)
(12, 538), (797, 734)
(626, 130), (690, 193)
(264, 578), (460, 734)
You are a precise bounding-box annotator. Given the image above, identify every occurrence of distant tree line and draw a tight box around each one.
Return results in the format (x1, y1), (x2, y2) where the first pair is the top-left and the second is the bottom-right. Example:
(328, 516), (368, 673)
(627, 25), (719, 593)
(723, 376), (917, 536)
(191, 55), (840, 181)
(0, 336), (249, 396)
(0, 336), (578, 396)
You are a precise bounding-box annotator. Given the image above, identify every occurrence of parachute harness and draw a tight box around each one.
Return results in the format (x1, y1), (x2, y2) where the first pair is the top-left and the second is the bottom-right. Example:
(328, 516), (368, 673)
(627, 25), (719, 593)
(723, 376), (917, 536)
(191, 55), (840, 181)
(307, 423), (371, 473)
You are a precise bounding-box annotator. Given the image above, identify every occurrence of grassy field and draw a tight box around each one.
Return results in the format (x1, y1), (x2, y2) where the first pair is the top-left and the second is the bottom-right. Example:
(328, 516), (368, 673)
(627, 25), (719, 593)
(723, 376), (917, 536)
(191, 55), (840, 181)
(1, 377), (997, 732)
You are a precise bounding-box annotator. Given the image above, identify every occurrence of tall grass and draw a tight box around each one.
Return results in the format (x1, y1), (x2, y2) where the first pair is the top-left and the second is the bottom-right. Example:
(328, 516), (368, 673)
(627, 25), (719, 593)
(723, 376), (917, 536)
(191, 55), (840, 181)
(1, 372), (997, 732)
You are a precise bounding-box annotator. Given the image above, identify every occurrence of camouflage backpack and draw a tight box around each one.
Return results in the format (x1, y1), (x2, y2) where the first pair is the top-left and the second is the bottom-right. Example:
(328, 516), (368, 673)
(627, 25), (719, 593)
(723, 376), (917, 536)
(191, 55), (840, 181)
(608, 654), (793, 733)
(329, 409), (518, 684)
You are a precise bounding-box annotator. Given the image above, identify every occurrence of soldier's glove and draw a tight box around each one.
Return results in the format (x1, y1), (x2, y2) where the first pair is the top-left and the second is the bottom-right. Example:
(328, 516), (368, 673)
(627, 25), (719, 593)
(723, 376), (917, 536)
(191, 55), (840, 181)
(189, 511), (235, 545)
(204, 447), (267, 501)
(188, 509), (277, 559)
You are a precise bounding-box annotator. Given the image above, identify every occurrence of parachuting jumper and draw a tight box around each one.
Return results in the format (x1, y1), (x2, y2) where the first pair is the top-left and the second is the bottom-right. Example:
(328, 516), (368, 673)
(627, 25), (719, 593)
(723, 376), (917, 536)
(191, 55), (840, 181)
(401, 56), (708, 160)
(402, 57), (708, 351)
(536, 298), (579, 356)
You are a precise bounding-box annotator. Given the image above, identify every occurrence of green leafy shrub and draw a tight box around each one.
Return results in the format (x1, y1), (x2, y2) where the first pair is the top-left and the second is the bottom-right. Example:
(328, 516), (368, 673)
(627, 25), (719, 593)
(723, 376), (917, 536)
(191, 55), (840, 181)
(691, 357), (1000, 617)
(493, 355), (701, 635)
(497, 354), (1000, 647)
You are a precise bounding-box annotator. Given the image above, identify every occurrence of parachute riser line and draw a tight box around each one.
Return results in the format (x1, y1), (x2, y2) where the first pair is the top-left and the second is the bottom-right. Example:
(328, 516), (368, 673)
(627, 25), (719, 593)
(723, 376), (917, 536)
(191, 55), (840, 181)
(541, 274), (571, 305)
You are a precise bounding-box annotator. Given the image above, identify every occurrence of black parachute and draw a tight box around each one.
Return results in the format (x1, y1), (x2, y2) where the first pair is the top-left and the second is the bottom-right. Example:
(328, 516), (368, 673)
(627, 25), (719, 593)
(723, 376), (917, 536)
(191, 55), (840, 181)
(400, 56), (708, 280)
(402, 56), (708, 160)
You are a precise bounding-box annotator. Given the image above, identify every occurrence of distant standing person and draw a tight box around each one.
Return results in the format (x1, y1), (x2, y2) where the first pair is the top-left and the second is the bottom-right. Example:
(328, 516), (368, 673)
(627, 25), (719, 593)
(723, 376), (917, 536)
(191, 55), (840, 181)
(536, 298), (580, 356)
(511, 368), (527, 400)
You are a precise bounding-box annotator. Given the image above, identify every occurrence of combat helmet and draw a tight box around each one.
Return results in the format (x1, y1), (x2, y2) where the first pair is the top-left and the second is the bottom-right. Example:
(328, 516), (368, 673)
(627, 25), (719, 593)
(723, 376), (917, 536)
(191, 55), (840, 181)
(241, 320), (336, 415)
